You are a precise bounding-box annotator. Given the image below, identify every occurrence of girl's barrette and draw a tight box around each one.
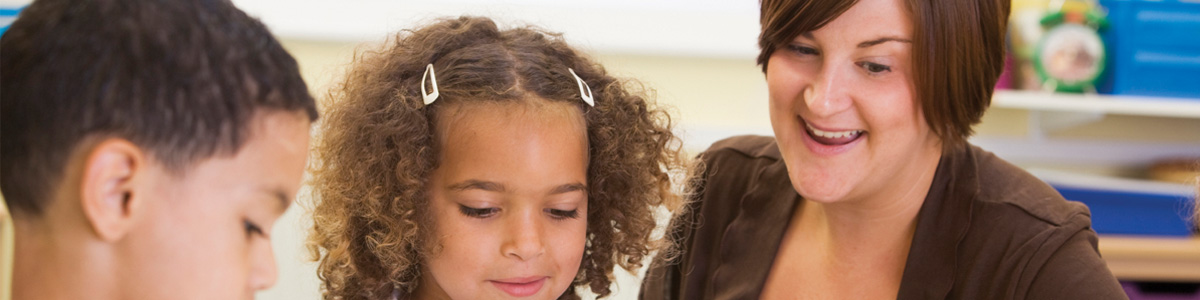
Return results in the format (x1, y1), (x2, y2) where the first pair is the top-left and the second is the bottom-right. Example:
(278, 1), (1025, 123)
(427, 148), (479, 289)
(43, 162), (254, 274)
(421, 64), (439, 106)
(569, 68), (595, 107)
(422, 64), (594, 107)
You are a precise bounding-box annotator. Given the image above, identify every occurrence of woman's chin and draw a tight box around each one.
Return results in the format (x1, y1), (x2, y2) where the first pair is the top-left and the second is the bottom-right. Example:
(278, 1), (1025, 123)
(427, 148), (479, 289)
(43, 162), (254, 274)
(797, 190), (849, 204)
(789, 176), (853, 204)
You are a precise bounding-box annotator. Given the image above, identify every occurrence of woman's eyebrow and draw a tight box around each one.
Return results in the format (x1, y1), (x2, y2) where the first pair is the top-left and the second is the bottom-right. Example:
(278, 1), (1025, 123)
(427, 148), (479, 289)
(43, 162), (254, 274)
(858, 36), (912, 48)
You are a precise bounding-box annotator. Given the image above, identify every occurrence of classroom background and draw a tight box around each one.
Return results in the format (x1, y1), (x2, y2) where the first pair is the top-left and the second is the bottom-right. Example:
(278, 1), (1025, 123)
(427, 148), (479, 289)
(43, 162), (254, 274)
(1, 0), (1198, 299)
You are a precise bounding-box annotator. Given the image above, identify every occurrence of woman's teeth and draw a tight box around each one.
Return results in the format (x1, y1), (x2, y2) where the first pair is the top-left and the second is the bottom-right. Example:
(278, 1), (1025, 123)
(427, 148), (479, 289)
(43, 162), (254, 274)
(805, 123), (863, 139)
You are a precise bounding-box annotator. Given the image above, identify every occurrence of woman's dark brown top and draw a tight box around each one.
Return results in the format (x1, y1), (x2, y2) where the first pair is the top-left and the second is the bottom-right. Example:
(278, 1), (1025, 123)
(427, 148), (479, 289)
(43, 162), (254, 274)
(640, 135), (1126, 300)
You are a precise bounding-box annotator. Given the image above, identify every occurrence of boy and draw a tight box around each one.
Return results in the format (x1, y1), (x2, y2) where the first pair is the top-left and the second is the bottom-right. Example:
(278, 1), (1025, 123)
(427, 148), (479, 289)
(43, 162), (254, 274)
(0, 0), (318, 299)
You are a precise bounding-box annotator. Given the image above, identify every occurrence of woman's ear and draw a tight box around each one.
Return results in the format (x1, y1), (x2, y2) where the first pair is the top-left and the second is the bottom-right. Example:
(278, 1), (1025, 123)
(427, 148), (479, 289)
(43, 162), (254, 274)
(79, 139), (146, 242)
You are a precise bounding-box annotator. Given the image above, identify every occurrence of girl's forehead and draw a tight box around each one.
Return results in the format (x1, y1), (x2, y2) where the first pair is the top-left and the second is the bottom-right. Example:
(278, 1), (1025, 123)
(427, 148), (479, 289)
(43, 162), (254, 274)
(433, 99), (587, 138)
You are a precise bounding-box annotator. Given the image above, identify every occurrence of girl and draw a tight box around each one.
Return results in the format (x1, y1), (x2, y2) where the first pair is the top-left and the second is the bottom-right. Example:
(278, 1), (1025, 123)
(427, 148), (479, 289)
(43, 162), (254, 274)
(307, 16), (686, 299)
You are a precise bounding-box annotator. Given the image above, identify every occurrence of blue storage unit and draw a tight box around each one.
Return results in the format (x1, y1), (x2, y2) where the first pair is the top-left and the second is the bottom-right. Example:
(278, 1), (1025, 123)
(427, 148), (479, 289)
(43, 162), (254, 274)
(1034, 169), (1197, 237)
(1098, 0), (1200, 99)
(1054, 185), (1195, 236)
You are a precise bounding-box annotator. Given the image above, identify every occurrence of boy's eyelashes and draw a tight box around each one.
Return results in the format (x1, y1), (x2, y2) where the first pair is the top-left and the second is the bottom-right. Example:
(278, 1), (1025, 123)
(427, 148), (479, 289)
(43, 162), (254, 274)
(243, 219), (265, 238)
(456, 204), (581, 220)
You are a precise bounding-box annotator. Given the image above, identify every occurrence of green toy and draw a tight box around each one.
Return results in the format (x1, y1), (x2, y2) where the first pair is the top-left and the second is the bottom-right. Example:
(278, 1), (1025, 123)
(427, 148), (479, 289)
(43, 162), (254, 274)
(1033, 0), (1109, 93)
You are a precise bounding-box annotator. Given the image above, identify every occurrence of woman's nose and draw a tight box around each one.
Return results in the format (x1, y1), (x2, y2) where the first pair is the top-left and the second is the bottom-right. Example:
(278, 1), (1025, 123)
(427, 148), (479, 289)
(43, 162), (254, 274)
(803, 65), (853, 118)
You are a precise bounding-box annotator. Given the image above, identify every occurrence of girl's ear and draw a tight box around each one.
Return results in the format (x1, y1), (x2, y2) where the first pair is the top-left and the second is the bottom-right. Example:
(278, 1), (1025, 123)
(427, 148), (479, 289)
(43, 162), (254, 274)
(78, 138), (147, 242)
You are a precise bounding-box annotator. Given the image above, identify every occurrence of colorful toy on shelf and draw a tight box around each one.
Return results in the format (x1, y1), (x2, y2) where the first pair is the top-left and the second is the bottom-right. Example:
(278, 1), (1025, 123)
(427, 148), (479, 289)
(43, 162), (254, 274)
(1034, 0), (1109, 93)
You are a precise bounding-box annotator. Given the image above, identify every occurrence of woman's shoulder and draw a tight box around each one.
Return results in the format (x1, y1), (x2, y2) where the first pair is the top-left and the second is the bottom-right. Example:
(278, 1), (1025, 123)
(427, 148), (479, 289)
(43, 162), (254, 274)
(922, 145), (1124, 298)
(703, 135), (783, 161)
(695, 135), (789, 196)
(964, 145), (1092, 230)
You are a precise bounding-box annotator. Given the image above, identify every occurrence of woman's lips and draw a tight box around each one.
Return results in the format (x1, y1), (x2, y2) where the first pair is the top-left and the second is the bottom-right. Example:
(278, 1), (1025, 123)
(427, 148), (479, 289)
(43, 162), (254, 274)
(490, 277), (547, 297)
(803, 120), (864, 146)
(795, 116), (866, 156)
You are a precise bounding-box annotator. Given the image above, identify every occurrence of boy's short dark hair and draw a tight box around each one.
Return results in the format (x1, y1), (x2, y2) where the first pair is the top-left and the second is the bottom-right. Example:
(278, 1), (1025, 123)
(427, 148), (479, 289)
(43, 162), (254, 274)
(1, 0), (319, 217)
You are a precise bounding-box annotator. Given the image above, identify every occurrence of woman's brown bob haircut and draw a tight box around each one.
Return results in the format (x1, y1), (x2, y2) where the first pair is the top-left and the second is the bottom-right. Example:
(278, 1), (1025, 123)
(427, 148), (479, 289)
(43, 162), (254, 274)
(757, 0), (1010, 147)
(307, 16), (686, 299)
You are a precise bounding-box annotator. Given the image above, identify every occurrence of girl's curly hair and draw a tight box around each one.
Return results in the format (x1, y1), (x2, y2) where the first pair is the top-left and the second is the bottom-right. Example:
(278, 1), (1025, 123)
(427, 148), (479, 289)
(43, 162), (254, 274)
(306, 16), (687, 299)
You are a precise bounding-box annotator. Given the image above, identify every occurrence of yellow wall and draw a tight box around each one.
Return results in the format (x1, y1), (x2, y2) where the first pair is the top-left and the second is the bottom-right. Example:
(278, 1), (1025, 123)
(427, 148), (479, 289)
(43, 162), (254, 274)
(266, 38), (1200, 300)
(1, 195), (12, 300)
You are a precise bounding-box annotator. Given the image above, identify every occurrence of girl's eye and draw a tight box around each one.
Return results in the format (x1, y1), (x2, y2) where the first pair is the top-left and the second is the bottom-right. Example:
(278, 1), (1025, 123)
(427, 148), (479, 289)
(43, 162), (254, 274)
(459, 205), (499, 219)
(858, 61), (892, 75)
(243, 220), (264, 238)
(785, 44), (819, 56)
(547, 209), (580, 220)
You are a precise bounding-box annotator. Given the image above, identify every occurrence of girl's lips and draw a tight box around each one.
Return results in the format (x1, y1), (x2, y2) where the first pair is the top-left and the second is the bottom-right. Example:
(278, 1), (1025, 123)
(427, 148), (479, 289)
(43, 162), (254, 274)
(490, 277), (547, 297)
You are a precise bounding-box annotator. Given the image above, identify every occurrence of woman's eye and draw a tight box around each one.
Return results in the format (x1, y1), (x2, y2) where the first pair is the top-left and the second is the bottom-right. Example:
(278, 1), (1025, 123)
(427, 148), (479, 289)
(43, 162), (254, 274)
(785, 44), (819, 56)
(547, 209), (580, 220)
(858, 61), (892, 74)
(243, 220), (264, 238)
(458, 205), (499, 219)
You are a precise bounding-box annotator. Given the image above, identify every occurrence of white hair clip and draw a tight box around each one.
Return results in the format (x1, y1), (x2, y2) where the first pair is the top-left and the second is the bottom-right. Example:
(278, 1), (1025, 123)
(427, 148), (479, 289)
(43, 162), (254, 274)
(421, 63), (439, 106)
(569, 68), (594, 107)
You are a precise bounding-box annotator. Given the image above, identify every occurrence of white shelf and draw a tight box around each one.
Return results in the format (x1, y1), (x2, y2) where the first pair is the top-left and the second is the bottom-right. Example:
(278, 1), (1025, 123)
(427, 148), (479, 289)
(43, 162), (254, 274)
(993, 90), (1200, 119)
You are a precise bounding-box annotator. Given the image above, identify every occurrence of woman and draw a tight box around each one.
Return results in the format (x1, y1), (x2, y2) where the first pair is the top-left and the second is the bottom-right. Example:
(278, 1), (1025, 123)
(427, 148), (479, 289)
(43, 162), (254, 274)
(640, 0), (1126, 298)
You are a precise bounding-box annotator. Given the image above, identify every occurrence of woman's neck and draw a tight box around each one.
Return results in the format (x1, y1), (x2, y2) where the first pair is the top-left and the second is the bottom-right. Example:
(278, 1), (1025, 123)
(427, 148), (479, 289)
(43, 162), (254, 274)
(799, 144), (942, 263)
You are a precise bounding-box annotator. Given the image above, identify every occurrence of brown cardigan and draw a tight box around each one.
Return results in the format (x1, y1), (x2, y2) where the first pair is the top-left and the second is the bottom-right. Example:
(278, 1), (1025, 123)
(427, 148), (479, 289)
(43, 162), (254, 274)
(641, 136), (1126, 300)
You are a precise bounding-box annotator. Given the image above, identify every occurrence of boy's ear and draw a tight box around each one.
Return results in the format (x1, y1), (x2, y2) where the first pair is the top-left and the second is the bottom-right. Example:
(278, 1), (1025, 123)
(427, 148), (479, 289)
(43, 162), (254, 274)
(79, 139), (146, 242)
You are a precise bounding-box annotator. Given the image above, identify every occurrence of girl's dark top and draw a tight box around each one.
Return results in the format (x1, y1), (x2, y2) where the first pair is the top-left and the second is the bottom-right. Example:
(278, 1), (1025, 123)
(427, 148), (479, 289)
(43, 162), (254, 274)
(640, 135), (1127, 300)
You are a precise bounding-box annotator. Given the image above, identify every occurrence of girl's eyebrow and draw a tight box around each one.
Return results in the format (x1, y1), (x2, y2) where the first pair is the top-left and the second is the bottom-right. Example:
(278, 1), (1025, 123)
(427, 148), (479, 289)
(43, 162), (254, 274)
(549, 183), (587, 195)
(448, 180), (505, 192)
(447, 180), (586, 195)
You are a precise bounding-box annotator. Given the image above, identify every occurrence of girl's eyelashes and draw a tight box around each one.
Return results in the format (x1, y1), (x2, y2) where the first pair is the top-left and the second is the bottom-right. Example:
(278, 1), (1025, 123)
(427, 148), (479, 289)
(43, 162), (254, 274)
(547, 208), (580, 220)
(458, 204), (499, 219)
(243, 219), (264, 238)
(857, 61), (892, 75)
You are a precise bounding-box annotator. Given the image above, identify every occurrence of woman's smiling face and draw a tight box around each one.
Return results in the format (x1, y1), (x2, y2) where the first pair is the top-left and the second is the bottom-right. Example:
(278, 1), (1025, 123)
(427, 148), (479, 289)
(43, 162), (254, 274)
(418, 100), (588, 299)
(766, 0), (941, 204)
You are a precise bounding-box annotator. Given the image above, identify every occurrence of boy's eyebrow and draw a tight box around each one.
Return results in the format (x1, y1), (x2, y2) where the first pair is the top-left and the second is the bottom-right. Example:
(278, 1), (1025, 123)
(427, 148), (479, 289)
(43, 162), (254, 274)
(549, 183), (587, 195)
(858, 36), (911, 48)
(266, 188), (292, 213)
(448, 180), (506, 192)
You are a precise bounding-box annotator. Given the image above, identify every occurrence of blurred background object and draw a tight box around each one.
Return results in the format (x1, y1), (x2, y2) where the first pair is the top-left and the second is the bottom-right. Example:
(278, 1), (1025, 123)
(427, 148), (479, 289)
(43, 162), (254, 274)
(1, 5), (21, 300)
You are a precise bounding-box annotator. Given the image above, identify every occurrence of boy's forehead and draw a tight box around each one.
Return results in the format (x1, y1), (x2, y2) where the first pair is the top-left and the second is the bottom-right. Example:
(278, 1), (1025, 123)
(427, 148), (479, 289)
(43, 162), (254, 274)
(173, 111), (309, 207)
